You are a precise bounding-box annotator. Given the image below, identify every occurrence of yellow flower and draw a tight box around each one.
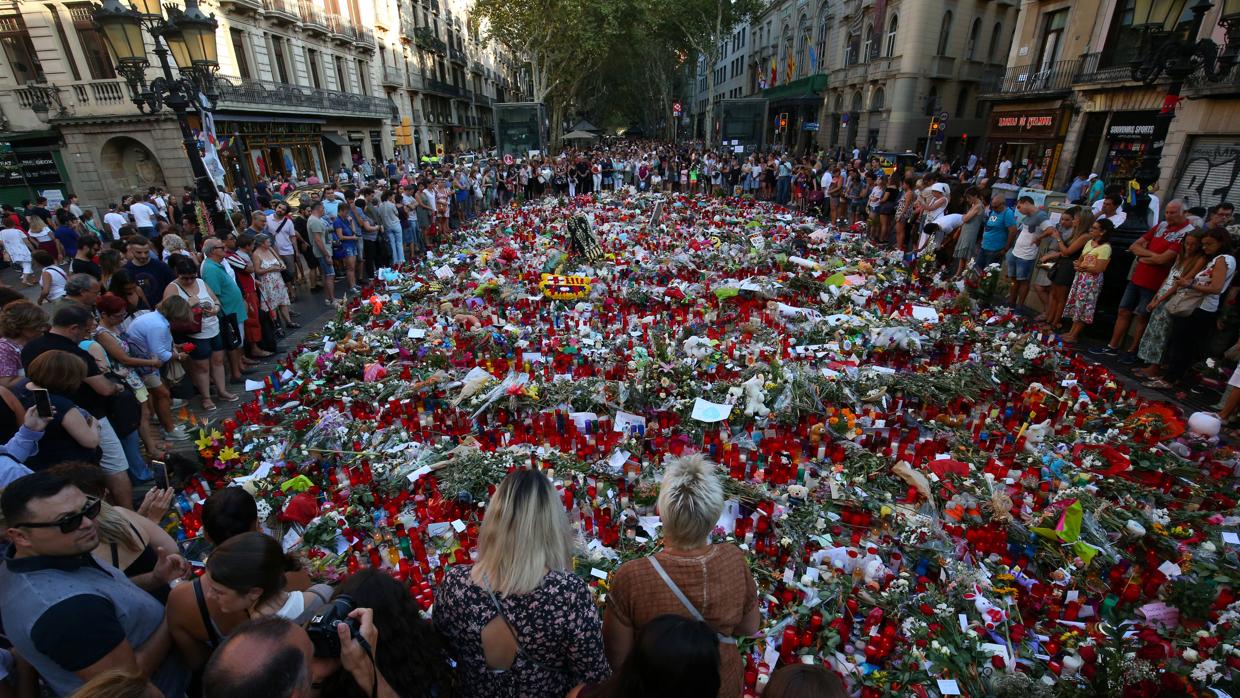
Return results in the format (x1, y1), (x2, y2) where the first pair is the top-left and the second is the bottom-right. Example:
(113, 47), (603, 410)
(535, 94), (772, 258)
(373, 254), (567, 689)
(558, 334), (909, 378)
(194, 431), (214, 451)
(218, 446), (240, 462)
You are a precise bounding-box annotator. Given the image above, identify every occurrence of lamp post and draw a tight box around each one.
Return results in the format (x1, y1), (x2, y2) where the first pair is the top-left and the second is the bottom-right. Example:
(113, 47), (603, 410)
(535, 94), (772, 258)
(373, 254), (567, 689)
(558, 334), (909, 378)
(1123, 0), (1240, 230)
(93, 0), (233, 236)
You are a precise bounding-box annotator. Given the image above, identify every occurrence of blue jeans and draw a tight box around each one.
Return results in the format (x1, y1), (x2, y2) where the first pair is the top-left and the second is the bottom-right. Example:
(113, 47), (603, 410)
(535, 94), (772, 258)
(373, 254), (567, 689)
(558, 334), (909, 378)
(137, 226), (156, 239)
(122, 430), (153, 482)
(975, 247), (1005, 271)
(386, 226), (405, 264)
(777, 176), (792, 203)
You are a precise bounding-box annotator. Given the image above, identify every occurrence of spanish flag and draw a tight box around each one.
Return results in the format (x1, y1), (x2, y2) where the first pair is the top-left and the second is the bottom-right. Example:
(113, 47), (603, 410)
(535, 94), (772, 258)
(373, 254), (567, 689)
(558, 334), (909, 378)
(786, 53), (796, 84)
(770, 57), (777, 87)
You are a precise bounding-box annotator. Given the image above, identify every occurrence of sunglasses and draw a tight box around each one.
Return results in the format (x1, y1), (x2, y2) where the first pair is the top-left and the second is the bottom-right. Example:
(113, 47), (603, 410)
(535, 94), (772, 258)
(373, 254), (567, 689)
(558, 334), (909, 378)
(15, 497), (101, 533)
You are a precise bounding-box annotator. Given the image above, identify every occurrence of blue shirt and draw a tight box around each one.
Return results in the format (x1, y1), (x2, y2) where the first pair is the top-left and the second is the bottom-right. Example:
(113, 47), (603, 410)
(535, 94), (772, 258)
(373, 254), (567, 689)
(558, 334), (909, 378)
(201, 259), (246, 323)
(981, 207), (1018, 251)
(1066, 178), (1087, 202)
(125, 311), (174, 364)
(53, 225), (78, 257)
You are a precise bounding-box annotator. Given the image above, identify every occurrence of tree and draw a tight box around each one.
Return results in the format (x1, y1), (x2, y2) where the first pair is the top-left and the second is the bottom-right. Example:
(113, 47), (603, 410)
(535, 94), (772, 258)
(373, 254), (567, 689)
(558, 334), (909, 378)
(654, 0), (762, 146)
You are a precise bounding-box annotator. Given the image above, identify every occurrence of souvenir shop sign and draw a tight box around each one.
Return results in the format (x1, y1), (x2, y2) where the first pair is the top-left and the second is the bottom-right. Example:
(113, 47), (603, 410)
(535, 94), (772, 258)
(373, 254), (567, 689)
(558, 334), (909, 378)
(1107, 111), (1158, 141)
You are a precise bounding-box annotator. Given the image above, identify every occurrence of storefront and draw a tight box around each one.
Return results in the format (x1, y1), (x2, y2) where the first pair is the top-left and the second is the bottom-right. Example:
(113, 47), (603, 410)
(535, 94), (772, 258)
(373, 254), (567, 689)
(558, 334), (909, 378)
(213, 116), (327, 189)
(1100, 111), (1158, 188)
(1170, 135), (1240, 212)
(0, 131), (71, 208)
(763, 75), (829, 155)
(984, 106), (1070, 185)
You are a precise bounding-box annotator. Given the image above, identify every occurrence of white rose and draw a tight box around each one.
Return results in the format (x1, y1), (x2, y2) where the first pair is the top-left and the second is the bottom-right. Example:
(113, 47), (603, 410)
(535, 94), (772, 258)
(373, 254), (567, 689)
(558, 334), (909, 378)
(1125, 520), (1146, 537)
(1182, 648), (1200, 662)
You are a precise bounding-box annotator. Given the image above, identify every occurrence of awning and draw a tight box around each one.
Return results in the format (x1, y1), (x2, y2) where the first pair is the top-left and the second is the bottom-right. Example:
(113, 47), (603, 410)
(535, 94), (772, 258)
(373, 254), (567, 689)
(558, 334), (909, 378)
(763, 74), (828, 102)
(322, 132), (351, 147)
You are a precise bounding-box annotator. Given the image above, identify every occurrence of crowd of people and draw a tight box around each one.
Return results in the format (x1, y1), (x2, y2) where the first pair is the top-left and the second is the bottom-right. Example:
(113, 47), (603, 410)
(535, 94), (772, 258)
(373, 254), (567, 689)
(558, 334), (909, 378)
(0, 136), (1235, 696)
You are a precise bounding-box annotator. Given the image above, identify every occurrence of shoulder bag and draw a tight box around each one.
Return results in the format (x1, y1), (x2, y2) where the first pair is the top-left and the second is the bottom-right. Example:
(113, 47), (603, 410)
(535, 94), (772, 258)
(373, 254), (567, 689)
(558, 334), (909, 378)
(1164, 288), (1206, 317)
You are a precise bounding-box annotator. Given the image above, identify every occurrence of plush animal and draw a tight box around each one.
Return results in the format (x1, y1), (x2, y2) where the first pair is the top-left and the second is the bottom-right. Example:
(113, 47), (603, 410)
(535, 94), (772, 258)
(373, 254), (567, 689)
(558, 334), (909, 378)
(682, 336), (714, 361)
(892, 460), (933, 504)
(741, 374), (770, 418)
(963, 585), (1008, 630)
(871, 326), (925, 352)
(1023, 419), (1053, 454)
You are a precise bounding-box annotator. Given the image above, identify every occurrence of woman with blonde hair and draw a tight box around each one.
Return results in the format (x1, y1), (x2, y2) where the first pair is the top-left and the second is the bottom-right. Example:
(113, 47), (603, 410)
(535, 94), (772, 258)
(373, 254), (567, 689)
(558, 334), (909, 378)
(433, 468), (609, 696)
(68, 669), (160, 698)
(603, 454), (760, 698)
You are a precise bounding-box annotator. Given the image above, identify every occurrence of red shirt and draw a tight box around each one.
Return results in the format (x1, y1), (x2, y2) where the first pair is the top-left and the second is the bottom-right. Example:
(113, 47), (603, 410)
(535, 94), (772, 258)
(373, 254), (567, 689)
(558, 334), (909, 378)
(1131, 221), (1193, 290)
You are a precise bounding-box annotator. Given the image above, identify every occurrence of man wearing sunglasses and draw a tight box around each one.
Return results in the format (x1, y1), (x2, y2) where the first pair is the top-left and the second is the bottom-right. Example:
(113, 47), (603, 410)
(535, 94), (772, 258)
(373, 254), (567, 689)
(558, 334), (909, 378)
(0, 472), (189, 696)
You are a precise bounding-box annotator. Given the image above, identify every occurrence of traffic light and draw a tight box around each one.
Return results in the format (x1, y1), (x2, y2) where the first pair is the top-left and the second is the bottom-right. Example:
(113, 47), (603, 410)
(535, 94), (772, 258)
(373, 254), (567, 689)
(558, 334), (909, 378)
(929, 115), (941, 135)
(778, 113), (788, 131)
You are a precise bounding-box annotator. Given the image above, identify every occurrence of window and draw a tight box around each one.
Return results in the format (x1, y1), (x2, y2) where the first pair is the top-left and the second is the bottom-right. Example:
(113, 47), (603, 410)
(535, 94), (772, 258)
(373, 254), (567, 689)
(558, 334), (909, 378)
(305, 48), (322, 89)
(269, 35), (289, 83)
(0, 15), (45, 83)
(988, 23), (1003, 62)
(871, 87), (885, 111)
(356, 60), (369, 94)
(851, 90), (862, 113)
(69, 4), (116, 79)
(885, 14), (898, 57)
(862, 23), (873, 62)
(845, 26), (860, 65)
(967, 18), (980, 60)
(1038, 9), (1069, 70)
(817, 14), (830, 70)
(797, 14), (809, 76)
(925, 85), (939, 115)
(49, 5), (80, 81)
(955, 85), (969, 117)
(335, 55), (348, 90)
(230, 29), (251, 79)
(937, 11), (952, 56)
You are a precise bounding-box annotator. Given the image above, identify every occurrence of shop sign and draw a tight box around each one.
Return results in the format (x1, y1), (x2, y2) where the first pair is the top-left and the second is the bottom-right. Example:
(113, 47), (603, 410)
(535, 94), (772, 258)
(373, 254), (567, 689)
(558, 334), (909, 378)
(1107, 111), (1158, 141)
(0, 149), (60, 187)
(991, 109), (1058, 136)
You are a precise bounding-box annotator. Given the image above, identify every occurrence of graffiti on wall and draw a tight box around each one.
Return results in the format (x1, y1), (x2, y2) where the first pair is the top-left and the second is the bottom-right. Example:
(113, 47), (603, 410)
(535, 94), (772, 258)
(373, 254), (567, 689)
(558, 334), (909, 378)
(1173, 142), (1240, 211)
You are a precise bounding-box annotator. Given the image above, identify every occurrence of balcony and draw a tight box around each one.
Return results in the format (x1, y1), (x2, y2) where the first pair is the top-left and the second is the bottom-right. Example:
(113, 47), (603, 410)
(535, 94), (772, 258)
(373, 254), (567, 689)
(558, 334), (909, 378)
(262, 0), (299, 24)
(382, 66), (403, 88)
(220, 0), (263, 12)
(929, 55), (956, 79)
(982, 59), (1081, 97)
(958, 59), (987, 82)
(1, 79), (133, 131)
(405, 70), (425, 90)
(449, 47), (467, 64)
(1074, 52), (1141, 86)
(414, 27), (446, 54)
(1183, 61), (1240, 97)
(425, 77), (462, 97)
(299, 0), (329, 33)
(215, 74), (393, 119)
(355, 28), (376, 50)
(470, 60), (483, 75)
(326, 12), (358, 43)
(400, 15), (416, 43)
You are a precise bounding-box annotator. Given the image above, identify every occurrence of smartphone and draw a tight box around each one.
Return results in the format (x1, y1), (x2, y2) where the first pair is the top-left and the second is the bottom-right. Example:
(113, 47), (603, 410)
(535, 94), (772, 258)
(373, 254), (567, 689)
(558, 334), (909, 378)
(151, 459), (169, 488)
(31, 388), (52, 418)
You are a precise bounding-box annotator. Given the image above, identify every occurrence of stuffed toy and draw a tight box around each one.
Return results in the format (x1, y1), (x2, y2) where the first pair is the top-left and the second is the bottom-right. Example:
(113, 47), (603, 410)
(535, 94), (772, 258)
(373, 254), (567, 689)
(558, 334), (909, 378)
(741, 374), (770, 418)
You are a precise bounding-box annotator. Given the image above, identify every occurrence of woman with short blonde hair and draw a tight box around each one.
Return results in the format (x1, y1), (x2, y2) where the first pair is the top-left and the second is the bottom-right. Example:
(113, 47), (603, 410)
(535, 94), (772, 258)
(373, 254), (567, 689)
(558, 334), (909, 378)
(603, 454), (760, 698)
(433, 468), (609, 696)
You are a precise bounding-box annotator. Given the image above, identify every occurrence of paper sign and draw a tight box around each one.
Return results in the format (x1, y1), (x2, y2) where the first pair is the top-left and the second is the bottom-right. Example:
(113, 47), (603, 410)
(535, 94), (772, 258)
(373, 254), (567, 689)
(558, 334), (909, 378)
(614, 411), (646, 433)
(407, 327), (427, 339)
(911, 305), (940, 323)
(1222, 531), (1240, 545)
(607, 449), (630, 473)
(691, 397), (734, 423)
(281, 528), (301, 552)
(937, 679), (961, 695)
(1157, 560), (1182, 578)
(244, 379), (266, 391)
(407, 465), (433, 483)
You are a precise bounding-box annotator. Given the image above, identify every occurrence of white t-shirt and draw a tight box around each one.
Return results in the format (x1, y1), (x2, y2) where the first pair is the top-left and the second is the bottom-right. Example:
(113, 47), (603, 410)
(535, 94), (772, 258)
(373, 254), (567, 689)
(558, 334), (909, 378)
(130, 202), (155, 228)
(104, 212), (127, 238)
(934, 213), (965, 234)
(27, 226), (51, 244)
(1097, 210), (1127, 229)
(42, 265), (66, 300)
(1012, 211), (1053, 260)
(998, 160), (1012, 179)
(266, 217), (296, 256)
(0, 227), (29, 262)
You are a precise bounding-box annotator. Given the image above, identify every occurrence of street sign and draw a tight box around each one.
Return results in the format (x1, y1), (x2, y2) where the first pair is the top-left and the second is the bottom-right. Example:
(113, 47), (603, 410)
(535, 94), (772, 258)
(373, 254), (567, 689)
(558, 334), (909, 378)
(938, 111), (949, 122)
(803, 122), (819, 132)
(841, 113), (849, 124)
(672, 101), (682, 116)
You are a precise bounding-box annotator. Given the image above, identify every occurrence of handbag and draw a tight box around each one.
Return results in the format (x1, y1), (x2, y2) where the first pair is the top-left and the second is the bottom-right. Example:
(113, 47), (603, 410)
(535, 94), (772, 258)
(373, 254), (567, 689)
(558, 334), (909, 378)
(169, 305), (203, 336)
(1164, 288), (1206, 317)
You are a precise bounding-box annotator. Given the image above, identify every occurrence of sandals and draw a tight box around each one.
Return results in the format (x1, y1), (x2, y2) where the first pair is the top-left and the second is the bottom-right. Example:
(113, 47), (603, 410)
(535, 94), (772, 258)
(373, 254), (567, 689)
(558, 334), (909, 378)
(1143, 378), (1173, 390)
(201, 399), (217, 411)
(217, 393), (240, 402)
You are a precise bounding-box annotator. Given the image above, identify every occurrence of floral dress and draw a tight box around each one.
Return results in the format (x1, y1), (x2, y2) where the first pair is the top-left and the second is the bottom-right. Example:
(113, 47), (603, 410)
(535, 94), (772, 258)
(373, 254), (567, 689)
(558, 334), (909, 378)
(1138, 266), (1187, 365)
(1064, 241), (1112, 323)
(432, 565), (610, 697)
(255, 251), (290, 312)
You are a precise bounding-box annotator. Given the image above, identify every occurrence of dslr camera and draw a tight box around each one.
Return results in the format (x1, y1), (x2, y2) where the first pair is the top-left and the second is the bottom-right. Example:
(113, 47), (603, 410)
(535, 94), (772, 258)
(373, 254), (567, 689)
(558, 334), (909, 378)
(306, 594), (361, 658)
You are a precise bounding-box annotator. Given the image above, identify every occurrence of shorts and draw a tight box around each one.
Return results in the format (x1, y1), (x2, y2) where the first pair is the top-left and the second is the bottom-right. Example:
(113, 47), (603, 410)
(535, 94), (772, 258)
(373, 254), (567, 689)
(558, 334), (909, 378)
(141, 372), (162, 388)
(220, 313), (242, 350)
(1119, 281), (1158, 317)
(315, 254), (334, 276)
(1005, 252), (1035, 281)
(975, 247), (1005, 271)
(187, 332), (223, 359)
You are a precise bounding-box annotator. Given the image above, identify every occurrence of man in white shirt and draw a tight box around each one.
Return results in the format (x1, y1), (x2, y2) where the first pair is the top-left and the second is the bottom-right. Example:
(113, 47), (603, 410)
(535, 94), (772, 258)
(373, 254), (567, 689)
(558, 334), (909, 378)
(103, 204), (127, 241)
(129, 197), (157, 238)
(998, 158), (1013, 182)
(966, 153), (978, 173)
(1094, 194), (1127, 229)
(819, 167), (832, 192)
(264, 205), (298, 275)
(923, 212), (965, 251)
(1008, 196), (1053, 309)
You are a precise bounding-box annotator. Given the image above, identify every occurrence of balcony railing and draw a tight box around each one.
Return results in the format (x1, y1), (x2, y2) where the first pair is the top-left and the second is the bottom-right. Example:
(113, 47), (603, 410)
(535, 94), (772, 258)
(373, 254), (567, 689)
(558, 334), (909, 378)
(326, 12), (357, 41)
(405, 70), (425, 90)
(220, 0), (263, 10)
(299, 0), (328, 32)
(982, 58), (1081, 96)
(449, 47), (466, 64)
(400, 15), (416, 42)
(1183, 61), (1240, 95)
(215, 74), (392, 118)
(382, 65), (403, 87)
(355, 28), (375, 48)
(425, 77), (462, 97)
(1074, 52), (1139, 85)
(262, 0), (299, 22)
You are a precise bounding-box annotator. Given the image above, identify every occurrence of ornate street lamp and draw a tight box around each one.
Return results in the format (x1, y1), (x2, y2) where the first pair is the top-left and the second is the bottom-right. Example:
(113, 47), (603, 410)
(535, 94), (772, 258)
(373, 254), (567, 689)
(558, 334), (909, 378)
(93, 0), (233, 235)
(1123, 0), (1240, 228)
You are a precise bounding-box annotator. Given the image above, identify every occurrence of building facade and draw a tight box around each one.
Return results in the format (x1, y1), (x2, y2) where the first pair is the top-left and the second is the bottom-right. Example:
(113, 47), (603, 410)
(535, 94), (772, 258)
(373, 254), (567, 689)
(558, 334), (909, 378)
(743, 0), (1017, 158)
(688, 23), (752, 139)
(982, 0), (1240, 204)
(0, 0), (526, 212)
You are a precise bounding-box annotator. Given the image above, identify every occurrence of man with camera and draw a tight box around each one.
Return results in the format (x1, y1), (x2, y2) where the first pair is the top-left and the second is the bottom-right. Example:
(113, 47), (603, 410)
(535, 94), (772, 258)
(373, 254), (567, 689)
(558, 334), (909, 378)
(204, 602), (398, 698)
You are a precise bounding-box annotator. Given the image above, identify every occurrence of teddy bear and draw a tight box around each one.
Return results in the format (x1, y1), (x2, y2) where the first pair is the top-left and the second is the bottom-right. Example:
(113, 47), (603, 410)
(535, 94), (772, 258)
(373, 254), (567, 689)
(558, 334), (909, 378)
(741, 374), (770, 418)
